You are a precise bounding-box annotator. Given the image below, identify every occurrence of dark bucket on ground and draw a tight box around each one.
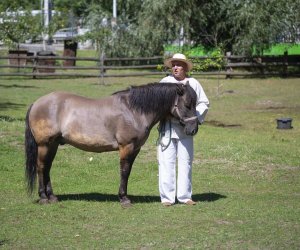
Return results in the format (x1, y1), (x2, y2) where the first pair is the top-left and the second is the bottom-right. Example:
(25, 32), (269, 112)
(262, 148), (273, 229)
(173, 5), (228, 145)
(276, 118), (293, 129)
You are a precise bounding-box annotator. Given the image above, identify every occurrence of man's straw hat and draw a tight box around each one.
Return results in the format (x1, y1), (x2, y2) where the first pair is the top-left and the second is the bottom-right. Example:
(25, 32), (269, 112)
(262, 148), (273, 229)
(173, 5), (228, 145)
(164, 53), (193, 71)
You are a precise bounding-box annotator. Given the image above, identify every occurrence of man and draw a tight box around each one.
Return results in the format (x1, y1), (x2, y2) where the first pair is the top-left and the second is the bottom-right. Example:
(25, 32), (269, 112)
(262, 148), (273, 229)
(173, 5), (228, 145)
(158, 53), (209, 206)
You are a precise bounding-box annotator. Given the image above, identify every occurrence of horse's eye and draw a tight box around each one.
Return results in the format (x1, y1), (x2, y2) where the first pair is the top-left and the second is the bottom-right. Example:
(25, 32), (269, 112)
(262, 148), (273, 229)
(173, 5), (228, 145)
(185, 103), (192, 109)
(184, 102), (193, 109)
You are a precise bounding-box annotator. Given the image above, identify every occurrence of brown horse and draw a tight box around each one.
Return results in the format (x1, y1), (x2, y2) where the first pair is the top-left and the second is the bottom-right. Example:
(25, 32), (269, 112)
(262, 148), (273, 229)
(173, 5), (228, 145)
(25, 82), (198, 207)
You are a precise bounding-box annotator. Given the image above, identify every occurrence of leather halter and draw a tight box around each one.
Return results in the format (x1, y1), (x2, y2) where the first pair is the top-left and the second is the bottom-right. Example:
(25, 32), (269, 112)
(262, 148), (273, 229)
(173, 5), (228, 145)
(172, 94), (198, 124)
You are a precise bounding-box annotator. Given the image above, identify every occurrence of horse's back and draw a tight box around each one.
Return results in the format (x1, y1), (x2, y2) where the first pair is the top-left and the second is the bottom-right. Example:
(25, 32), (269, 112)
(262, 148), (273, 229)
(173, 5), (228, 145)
(30, 91), (85, 125)
(29, 91), (124, 151)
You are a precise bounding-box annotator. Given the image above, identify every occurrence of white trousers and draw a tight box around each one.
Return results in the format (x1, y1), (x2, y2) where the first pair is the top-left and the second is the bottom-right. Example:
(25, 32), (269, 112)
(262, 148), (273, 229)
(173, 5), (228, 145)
(158, 137), (194, 204)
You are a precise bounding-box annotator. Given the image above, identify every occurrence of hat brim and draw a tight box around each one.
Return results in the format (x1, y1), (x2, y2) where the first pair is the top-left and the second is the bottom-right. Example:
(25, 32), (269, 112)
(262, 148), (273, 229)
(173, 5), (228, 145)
(164, 58), (193, 71)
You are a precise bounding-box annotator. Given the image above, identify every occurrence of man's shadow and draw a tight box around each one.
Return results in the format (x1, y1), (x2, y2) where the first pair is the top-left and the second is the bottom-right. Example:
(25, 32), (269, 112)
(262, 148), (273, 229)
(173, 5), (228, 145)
(193, 192), (227, 202)
(56, 192), (226, 203)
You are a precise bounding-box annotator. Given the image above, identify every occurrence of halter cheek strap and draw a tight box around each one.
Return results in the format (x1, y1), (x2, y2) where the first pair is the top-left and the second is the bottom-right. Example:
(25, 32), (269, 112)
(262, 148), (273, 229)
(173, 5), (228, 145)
(172, 95), (198, 124)
(183, 116), (198, 122)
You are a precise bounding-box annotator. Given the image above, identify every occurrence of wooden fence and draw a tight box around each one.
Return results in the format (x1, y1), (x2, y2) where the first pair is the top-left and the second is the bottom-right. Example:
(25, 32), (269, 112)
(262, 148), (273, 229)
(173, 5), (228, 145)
(223, 52), (300, 78)
(0, 52), (299, 78)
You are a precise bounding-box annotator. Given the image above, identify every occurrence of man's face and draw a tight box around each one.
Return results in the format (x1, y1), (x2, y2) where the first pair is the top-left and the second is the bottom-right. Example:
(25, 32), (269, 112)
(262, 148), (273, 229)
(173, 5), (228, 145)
(171, 61), (187, 80)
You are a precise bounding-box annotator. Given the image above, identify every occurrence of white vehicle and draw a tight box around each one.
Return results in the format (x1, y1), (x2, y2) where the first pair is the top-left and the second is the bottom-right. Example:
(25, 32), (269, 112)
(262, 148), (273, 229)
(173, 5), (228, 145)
(52, 28), (78, 43)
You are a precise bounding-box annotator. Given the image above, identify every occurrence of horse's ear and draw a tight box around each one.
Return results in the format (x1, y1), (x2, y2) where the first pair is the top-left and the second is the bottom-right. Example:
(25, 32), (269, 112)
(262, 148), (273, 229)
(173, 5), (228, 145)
(176, 83), (185, 96)
(186, 81), (190, 86)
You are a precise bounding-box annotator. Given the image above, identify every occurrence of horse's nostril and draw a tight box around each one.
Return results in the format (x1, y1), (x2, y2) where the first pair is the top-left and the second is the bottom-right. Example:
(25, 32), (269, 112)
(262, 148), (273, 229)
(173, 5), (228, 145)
(192, 128), (198, 135)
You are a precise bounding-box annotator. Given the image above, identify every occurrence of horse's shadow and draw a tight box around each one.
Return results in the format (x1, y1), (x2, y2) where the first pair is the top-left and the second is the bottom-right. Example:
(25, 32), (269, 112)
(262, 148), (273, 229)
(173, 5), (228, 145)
(56, 192), (226, 203)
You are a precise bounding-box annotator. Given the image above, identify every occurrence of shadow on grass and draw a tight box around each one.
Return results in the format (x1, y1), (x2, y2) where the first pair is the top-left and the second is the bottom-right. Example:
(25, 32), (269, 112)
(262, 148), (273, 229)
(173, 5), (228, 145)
(56, 192), (226, 203)
(206, 120), (242, 128)
(0, 239), (9, 246)
(0, 115), (25, 122)
(0, 84), (39, 89)
(56, 193), (160, 203)
(0, 102), (25, 111)
(194, 192), (227, 202)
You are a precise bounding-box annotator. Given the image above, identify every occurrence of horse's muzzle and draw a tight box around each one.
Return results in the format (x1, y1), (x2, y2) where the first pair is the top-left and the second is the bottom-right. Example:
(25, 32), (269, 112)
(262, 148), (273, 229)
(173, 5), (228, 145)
(184, 122), (199, 136)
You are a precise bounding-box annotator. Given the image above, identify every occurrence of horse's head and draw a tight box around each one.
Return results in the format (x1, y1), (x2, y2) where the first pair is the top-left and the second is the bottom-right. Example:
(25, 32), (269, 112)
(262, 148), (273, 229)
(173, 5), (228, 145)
(171, 82), (199, 136)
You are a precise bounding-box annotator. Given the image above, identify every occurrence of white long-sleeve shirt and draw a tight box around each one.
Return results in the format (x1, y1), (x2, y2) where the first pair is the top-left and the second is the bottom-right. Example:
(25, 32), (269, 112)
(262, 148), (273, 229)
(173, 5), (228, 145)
(160, 76), (209, 139)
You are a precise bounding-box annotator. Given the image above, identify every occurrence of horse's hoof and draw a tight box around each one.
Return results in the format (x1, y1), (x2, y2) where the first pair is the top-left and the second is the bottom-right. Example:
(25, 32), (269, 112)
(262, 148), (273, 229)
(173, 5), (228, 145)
(120, 199), (132, 208)
(39, 198), (49, 205)
(48, 195), (58, 203)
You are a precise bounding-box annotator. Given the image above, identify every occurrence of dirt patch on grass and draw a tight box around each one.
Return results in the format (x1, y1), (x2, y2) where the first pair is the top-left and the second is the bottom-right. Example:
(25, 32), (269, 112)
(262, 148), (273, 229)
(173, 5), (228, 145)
(252, 100), (288, 110)
(206, 120), (242, 128)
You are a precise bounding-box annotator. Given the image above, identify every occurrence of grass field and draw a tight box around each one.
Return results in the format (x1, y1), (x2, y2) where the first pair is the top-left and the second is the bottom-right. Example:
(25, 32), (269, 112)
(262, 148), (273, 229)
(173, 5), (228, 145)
(0, 76), (299, 249)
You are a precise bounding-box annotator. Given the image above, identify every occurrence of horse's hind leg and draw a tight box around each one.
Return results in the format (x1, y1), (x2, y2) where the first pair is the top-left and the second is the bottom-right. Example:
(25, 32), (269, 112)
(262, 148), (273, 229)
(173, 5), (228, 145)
(37, 143), (58, 204)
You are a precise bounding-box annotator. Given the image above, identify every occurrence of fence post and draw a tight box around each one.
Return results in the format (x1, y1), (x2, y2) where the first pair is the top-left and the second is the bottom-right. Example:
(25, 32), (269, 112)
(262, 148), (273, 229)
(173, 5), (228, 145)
(99, 52), (105, 84)
(283, 51), (288, 77)
(225, 51), (232, 79)
(32, 55), (37, 79)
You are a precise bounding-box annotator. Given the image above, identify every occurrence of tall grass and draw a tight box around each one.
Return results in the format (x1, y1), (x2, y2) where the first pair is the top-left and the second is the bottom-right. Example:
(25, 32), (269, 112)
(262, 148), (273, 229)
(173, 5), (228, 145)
(0, 76), (299, 249)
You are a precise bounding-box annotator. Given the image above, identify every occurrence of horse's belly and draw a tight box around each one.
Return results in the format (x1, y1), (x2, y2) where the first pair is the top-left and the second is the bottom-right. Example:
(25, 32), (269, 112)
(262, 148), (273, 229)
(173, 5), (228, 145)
(70, 143), (118, 153)
(63, 132), (119, 153)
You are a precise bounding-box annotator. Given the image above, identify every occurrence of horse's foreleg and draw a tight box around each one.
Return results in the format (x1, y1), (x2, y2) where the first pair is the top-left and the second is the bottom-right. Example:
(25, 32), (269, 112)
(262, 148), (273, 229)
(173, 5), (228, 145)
(37, 144), (58, 204)
(118, 146), (140, 207)
(119, 158), (132, 206)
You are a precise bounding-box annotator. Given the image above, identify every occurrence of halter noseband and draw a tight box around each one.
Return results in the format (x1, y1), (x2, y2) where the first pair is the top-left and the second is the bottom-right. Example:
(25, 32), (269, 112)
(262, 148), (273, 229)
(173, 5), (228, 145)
(172, 94), (198, 124)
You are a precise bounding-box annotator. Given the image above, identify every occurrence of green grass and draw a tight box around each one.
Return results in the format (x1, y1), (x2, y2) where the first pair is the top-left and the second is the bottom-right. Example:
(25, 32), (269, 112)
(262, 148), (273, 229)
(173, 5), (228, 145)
(263, 43), (300, 55)
(0, 76), (299, 249)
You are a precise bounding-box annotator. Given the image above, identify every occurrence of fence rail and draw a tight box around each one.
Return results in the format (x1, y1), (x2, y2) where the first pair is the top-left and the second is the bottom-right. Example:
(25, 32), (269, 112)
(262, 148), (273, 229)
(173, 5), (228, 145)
(0, 52), (299, 78)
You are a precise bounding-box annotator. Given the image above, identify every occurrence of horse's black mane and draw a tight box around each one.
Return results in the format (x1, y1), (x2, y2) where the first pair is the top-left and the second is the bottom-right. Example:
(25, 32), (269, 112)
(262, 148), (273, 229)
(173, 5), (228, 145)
(114, 82), (178, 114)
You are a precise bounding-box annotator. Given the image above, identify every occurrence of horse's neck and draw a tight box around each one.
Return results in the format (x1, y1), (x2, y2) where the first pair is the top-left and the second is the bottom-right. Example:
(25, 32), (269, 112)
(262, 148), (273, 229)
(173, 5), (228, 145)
(136, 112), (160, 131)
(124, 86), (174, 128)
(145, 95), (173, 128)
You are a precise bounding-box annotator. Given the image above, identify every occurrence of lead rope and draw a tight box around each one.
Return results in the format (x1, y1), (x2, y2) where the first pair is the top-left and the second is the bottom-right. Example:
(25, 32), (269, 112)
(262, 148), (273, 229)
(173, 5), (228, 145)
(156, 120), (172, 152)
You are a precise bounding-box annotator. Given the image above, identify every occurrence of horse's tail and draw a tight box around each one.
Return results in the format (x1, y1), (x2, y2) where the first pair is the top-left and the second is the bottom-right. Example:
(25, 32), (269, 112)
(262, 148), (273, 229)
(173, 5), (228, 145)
(25, 104), (37, 195)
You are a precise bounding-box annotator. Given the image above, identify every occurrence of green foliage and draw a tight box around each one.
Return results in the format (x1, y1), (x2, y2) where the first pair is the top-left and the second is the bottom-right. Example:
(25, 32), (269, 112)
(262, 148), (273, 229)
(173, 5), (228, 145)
(262, 43), (300, 55)
(156, 64), (164, 72)
(79, 3), (142, 57)
(54, 0), (92, 17)
(158, 47), (225, 73)
(1, 0), (299, 57)
(192, 48), (225, 72)
(189, 0), (231, 49)
(185, 46), (210, 57)
(0, 9), (42, 49)
(227, 0), (300, 55)
(79, 0), (195, 57)
(0, 2), (67, 49)
(0, 0), (39, 10)
(136, 0), (193, 55)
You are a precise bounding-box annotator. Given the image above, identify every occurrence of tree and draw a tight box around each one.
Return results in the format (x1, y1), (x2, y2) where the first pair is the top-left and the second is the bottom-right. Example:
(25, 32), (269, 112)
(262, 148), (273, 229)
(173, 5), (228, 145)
(0, 9), (42, 49)
(0, 0), (39, 10)
(189, 0), (232, 51)
(136, 0), (193, 55)
(272, 0), (300, 44)
(79, 1), (146, 57)
(0, 1), (42, 49)
(227, 0), (300, 55)
(49, 0), (300, 56)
